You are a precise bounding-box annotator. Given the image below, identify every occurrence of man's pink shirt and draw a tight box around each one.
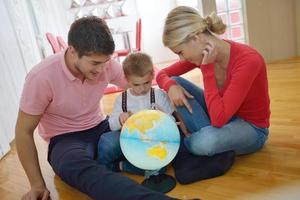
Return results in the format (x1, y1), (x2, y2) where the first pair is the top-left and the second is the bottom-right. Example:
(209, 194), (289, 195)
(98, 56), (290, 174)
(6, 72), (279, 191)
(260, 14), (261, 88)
(20, 50), (126, 141)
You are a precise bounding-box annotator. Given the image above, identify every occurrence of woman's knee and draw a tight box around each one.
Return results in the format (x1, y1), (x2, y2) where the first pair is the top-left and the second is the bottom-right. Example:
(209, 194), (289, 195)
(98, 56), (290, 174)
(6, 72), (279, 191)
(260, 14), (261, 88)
(184, 129), (220, 156)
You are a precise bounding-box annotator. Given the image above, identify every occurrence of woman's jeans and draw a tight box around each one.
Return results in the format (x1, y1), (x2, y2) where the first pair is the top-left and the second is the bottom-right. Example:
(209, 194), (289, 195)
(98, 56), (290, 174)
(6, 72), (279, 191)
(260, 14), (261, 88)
(48, 119), (172, 200)
(173, 76), (269, 156)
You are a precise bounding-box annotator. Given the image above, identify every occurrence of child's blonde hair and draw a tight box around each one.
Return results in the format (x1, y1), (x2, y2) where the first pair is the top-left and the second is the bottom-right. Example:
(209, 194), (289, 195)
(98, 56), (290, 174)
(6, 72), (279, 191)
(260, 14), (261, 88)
(163, 6), (226, 48)
(122, 52), (154, 77)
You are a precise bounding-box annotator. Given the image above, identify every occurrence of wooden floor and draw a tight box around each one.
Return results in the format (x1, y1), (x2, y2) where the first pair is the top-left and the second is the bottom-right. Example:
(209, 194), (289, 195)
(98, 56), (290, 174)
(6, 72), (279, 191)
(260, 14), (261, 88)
(1, 58), (300, 200)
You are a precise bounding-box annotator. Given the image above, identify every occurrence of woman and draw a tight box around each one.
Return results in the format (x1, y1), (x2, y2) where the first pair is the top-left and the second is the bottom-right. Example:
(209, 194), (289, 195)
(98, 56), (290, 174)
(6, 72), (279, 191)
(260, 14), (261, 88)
(157, 6), (270, 156)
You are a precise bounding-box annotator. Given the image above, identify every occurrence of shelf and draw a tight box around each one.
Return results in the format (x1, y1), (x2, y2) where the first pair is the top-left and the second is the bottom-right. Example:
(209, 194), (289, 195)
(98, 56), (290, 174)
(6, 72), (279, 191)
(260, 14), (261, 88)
(69, 0), (125, 11)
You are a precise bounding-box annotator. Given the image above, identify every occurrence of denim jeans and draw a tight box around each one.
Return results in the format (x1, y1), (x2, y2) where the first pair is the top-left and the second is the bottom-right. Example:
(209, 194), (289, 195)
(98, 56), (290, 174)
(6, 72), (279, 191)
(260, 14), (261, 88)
(98, 130), (165, 177)
(48, 119), (172, 200)
(173, 76), (269, 156)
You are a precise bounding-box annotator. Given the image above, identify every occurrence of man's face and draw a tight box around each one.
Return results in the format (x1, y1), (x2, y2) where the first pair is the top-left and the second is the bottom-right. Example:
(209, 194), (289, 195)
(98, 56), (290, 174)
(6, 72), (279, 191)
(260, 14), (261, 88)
(74, 53), (111, 80)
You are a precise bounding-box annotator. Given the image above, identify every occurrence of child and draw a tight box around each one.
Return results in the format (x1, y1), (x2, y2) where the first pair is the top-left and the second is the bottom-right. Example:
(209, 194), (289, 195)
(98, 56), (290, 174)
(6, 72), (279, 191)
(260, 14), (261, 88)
(98, 52), (179, 193)
(98, 52), (236, 192)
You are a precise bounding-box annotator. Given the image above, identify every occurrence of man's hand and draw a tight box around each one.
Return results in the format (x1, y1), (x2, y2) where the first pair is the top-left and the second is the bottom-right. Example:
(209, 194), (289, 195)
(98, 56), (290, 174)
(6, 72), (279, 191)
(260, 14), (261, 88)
(168, 85), (193, 113)
(119, 111), (132, 125)
(21, 185), (51, 200)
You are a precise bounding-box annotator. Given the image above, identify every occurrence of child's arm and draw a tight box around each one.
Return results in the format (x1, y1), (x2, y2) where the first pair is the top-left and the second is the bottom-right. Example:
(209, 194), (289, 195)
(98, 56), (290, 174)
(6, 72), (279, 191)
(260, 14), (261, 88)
(119, 111), (132, 126)
(155, 89), (175, 115)
(109, 94), (126, 131)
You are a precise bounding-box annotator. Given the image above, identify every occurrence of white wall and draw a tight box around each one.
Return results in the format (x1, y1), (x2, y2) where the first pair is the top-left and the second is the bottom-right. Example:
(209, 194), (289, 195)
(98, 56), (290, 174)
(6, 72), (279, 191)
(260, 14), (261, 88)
(129, 0), (179, 64)
(28, 0), (71, 58)
(245, 0), (297, 61)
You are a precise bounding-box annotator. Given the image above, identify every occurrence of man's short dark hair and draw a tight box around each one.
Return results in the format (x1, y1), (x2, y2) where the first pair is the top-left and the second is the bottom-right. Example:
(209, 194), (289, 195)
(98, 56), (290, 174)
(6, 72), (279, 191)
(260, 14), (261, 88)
(68, 16), (115, 57)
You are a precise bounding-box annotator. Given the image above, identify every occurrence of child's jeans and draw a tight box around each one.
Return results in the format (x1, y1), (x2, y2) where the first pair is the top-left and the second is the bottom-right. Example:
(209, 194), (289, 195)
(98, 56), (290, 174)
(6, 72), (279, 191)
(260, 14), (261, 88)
(98, 130), (165, 176)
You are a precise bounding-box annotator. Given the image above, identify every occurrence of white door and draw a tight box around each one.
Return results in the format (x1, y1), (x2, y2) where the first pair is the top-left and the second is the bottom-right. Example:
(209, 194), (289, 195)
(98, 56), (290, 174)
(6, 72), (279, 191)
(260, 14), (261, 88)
(0, 0), (40, 159)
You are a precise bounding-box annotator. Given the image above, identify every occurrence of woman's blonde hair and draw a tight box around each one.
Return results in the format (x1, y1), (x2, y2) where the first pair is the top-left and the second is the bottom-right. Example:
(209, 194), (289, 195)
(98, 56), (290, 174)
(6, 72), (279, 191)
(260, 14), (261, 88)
(163, 6), (226, 48)
(122, 52), (154, 77)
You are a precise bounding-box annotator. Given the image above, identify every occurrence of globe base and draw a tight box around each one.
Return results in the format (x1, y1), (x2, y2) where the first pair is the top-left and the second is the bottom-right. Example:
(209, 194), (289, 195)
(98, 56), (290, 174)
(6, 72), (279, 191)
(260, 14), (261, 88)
(141, 174), (176, 193)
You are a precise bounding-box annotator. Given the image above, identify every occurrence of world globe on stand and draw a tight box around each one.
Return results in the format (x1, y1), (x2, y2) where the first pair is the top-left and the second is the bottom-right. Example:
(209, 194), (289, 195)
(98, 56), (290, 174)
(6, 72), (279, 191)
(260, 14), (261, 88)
(120, 109), (180, 171)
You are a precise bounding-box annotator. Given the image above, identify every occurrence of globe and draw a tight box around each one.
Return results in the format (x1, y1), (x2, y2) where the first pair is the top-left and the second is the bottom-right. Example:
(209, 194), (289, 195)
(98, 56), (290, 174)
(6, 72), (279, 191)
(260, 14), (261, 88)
(120, 109), (180, 171)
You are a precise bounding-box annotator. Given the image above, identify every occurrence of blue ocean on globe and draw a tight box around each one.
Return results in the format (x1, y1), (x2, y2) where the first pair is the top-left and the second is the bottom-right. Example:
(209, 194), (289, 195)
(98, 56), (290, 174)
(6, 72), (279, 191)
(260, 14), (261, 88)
(120, 109), (180, 170)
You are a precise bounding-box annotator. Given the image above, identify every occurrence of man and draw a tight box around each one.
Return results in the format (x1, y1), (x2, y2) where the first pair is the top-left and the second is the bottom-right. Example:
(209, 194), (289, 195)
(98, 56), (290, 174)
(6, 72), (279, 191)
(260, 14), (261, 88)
(15, 16), (175, 200)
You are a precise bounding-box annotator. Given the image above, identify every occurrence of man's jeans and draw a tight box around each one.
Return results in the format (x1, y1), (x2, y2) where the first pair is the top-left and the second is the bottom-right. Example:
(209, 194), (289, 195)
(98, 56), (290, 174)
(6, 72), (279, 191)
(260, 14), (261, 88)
(173, 76), (269, 156)
(48, 119), (173, 200)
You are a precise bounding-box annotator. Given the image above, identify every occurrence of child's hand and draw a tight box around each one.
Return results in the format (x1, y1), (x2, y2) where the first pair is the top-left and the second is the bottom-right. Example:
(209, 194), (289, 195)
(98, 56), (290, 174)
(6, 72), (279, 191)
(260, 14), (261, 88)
(119, 111), (132, 125)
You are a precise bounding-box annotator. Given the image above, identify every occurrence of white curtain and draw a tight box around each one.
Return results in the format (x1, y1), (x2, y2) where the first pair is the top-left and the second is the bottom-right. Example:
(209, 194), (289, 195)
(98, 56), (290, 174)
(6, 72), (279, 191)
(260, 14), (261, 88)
(28, 0), (71, 57)
(0, 0), (40, 159)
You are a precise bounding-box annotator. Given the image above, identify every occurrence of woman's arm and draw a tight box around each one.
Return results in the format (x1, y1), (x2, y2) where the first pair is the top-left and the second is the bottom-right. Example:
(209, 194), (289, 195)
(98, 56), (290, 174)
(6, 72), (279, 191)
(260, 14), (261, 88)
(156, 61), (197, 113)
(156, 60), (197, 92)
(201, 53), (264, 127)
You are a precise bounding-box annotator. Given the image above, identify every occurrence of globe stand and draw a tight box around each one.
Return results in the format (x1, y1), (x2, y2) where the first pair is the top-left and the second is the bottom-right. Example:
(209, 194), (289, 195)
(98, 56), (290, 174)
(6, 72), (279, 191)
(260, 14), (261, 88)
(141, 174), (176, 193)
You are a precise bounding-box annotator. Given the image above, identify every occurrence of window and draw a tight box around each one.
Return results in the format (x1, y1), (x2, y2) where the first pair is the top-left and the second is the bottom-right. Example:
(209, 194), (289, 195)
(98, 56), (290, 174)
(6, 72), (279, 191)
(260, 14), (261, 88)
(176, 0), (198, 8)
(216, 0), (246, 43)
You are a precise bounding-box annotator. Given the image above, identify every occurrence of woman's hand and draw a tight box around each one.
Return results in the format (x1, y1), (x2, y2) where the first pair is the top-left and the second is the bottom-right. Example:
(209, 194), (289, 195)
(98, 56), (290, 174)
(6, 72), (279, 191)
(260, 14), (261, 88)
(119, 112), (132, 125)
(202, 40), (217, 65)
(168, 85), (193, 113)
(173, 112), (191, 137)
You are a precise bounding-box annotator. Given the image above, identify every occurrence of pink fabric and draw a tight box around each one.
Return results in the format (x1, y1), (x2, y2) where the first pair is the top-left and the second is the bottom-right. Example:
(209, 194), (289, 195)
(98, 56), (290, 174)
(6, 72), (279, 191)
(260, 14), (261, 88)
(56, 36), (68, 50)
(20, 50), (127, 141)
(46, 32), (60, 53)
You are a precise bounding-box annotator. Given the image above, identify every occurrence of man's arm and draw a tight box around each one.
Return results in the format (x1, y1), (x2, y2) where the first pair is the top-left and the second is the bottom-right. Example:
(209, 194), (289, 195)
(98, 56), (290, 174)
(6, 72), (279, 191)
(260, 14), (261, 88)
(15, 110), (50, 200)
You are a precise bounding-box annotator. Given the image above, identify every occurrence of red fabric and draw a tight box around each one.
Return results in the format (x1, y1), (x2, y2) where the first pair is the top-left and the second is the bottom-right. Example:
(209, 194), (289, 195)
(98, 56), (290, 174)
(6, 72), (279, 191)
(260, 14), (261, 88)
(156, 41), (270, 128)
(115, 18), (141, 57)
(115, 49), (130, 57)
(104, 85), (124, 94)
(135, 18), (142, 51)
